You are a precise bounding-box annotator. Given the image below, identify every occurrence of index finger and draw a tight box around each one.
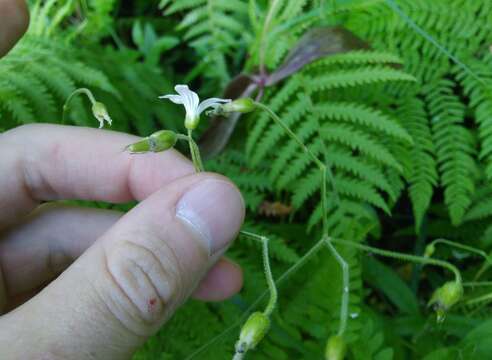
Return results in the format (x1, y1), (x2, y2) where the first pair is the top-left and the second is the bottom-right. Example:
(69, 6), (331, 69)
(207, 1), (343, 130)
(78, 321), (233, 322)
(0, 124), (194, 229)
(0, 0), (29, 57)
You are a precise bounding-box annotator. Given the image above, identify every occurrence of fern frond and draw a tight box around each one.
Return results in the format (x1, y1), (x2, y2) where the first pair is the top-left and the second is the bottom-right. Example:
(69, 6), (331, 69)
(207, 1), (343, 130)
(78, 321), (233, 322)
(316, 102), (413, 144)
(397, 98), (437, 230)
(425, 79), (477, 225)
(321, 123), (403, 172)
(310, 67), (415, 91)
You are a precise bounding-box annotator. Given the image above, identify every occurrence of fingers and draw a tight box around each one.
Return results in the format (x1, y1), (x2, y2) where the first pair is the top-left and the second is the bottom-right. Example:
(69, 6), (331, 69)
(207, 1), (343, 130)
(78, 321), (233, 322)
(0, 173), (245, 359)
(0, 203), (243, 306)
(193, 258), (243, 301)
(0, 203), (122, 299)
(0, 0), (29, 57)
(0, 124), (194, 229)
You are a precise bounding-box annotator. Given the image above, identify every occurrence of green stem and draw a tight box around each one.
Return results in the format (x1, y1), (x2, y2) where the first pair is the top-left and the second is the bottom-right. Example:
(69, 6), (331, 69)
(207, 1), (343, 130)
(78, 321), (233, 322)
(62, 88), (97, 125)
(323, 237), (349, 336)
(427, 238), (492, 282)
(240, 231), (278, 317)
(429, 238), (491, 262)
(463, 281), (492, 287)
(253, 101), (349, 336)
(259, 0), (282, 74)
(332, 238), (462, 284)
(191, 138), (204, 172)
(465, 292), (492, 306)
(253, 102), (328, 233)
(187, 129), (202, 172)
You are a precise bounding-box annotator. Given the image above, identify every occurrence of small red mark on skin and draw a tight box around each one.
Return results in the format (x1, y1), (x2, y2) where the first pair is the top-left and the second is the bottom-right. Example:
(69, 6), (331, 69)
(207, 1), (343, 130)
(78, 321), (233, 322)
(147, 298), (158, 313)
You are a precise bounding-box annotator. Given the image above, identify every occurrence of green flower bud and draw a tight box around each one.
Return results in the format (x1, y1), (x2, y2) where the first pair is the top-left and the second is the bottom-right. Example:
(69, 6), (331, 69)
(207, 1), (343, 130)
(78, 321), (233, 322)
(235, 312), (270, 354)
(428, 281), (463, 323)
(325, 335), (347, 360)
(149, 130), (178, 151)
(91, 101), (112, 128)
(126, 130), (177, 154)
(424, 243), (435, 258)
(221, 98), (256, 114)
(126, 139), (151, 153)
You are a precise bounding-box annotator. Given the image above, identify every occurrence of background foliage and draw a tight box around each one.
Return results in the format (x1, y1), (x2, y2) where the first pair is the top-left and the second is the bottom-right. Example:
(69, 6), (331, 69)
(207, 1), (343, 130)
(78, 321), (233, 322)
(2, 0), (492, 359)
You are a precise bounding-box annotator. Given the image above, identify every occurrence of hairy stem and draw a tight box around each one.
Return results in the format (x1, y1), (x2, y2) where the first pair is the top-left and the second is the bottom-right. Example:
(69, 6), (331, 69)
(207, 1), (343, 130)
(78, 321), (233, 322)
(253, 101), (349, 336)
(62, 88), (97, 124)
(240, 231), (278, 316)
(187, 129), (203, 172)
(429, 238), (490, 262)
(332, 238), (462, 284)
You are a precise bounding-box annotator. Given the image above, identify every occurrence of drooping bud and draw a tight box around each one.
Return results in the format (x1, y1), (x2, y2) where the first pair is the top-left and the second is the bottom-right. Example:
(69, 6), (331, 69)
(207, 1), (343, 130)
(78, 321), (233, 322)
(126, 130), (178, 154)
(428, 281), (463, 323)
(423, 243), (435, 258)
(235, 312), (270, 354)
(91, 102), (112, 128)
(325, 335), (347, 360)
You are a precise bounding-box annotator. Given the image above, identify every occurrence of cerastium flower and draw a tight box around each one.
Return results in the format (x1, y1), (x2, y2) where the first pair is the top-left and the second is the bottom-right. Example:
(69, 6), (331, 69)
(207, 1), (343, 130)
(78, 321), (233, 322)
(159, 84), (231, 130)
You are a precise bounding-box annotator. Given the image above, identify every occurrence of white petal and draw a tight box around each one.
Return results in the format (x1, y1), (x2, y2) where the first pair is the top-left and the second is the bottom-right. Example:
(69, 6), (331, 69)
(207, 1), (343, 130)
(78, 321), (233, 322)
(197, 97), (231, 115)
(175, 84), (200, 119)
(159, 94), (184, 104)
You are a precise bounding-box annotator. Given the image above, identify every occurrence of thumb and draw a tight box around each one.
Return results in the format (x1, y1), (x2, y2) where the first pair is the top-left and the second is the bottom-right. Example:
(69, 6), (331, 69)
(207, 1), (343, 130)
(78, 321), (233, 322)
(0, 173), (244, 359)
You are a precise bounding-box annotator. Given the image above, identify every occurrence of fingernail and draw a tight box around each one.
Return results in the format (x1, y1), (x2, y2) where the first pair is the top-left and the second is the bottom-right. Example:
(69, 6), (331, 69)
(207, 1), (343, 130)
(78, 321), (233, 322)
(176, 179), (244, 256)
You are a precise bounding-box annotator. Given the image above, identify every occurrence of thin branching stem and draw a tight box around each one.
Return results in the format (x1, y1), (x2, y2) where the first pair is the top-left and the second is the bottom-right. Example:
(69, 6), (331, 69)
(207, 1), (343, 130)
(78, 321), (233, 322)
(253, 101), (349, 336)
(429, 238), (491, 262)
(240, 231), (278, 317)
(428, 238), (492, 281)
(331, 238), (462, 284)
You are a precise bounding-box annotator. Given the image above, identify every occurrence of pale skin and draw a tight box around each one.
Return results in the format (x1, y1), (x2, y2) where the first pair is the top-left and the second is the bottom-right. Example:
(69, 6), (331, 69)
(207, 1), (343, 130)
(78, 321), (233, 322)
(0, 1), (245, 359)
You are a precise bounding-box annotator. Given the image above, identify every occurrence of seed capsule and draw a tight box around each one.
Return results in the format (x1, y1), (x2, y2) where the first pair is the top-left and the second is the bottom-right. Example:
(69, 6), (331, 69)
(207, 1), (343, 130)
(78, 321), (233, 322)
(126, 130), (177, 154)
(428, 281), (463, 323)
(235, 312), (270, 354)
(325, 335), (347, 360)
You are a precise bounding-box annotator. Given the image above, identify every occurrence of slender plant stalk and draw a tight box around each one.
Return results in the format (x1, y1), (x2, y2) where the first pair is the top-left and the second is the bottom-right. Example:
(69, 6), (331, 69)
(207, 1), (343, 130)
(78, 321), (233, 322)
(332, 238), (462, 284)
(431, 239), (492, 281)
(429, 238), (491, 262)
(253, 101), (349, 336)
(62, 88), (96, 124)
(463, 281), (492, 287)
(187, 128), (203, 172)
(259, 0), (282, 75)
(240, 231), (278, 316)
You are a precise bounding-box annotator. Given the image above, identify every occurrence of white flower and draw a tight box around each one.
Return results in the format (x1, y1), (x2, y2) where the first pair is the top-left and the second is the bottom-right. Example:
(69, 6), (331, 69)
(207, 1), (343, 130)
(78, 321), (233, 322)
(159, 84), (231, 129)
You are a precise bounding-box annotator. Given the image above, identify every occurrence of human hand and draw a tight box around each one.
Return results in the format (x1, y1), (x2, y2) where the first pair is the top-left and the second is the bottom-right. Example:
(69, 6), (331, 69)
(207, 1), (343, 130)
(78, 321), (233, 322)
(0, 3), (245, 358)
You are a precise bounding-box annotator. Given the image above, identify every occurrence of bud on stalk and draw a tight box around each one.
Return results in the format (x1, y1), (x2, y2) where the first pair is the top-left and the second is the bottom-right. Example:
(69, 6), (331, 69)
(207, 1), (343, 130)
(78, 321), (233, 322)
(325, 335), (347, 360)
(126, 130), (178, 154)
(428, 281), (463, 322)
(235, 312), (270, 355)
